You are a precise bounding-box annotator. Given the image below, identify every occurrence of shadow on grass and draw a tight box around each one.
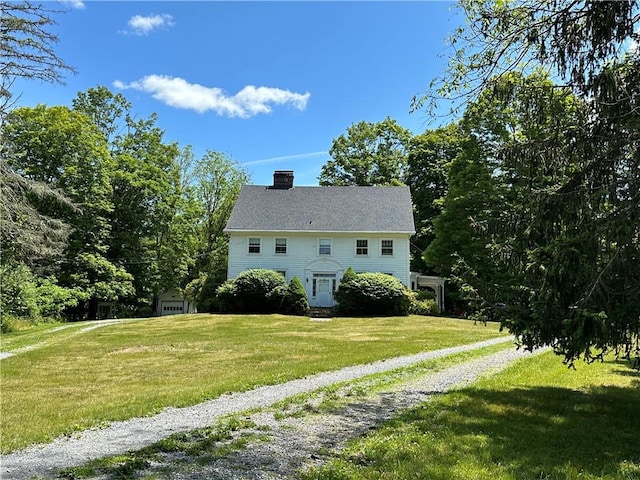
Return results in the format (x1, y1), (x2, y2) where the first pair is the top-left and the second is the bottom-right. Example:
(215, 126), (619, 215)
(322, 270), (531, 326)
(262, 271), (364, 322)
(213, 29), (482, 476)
(388, 379), (640, 479)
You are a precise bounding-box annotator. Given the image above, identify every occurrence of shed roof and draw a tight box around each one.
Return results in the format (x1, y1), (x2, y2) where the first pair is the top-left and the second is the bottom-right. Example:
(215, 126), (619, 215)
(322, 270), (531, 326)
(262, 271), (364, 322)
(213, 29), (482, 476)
(225, 185), (415, 234)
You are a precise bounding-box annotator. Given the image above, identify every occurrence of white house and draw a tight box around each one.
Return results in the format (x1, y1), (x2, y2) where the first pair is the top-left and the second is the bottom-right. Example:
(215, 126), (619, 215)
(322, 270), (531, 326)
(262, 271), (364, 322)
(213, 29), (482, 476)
(224, 171), (416, 308)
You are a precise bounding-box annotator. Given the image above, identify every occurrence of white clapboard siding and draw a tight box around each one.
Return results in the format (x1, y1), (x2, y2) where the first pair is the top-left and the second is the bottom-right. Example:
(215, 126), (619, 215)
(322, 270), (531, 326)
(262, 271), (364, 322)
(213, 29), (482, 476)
(227, 232), (411, 306)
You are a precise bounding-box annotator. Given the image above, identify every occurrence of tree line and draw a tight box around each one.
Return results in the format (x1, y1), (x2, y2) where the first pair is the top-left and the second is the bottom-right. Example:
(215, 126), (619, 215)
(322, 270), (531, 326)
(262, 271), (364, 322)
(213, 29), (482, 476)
(2, 86), (249, 320)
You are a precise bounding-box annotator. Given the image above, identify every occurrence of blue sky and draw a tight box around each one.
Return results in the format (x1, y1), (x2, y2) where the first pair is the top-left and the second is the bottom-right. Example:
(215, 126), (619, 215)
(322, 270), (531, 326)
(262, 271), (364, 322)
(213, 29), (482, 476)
(15, 1), (463, 186)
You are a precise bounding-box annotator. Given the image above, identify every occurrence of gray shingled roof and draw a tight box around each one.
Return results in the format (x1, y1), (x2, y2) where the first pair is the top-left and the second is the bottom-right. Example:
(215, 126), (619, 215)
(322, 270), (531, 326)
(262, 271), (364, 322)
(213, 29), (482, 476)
(225, 185), (415, 233)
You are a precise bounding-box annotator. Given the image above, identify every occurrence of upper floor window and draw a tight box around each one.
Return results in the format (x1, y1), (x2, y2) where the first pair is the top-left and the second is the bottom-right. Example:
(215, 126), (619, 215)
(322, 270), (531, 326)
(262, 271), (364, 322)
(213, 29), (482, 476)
(381, 239), (394, 256)
(355, 239), (368, 255)
(275, 238), (287, 254)
(248, 237), (261, 254)
(319, 238), (332, 255)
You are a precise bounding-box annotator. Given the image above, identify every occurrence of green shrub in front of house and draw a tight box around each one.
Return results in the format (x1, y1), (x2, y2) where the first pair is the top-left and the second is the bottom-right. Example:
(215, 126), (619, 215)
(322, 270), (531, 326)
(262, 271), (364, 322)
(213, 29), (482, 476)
(408, 296), (440, 316)
(184, 272), (226, 313)
(406, 289), (439, 316)
(334, 271), (412, 316)
(279, 276), (309, 315)
(216, 269), (291, 314)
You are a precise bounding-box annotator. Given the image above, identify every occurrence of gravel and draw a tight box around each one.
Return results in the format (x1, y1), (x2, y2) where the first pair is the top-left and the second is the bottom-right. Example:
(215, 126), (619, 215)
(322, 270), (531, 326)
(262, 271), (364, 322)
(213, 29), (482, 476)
(0, 336), (535, 480)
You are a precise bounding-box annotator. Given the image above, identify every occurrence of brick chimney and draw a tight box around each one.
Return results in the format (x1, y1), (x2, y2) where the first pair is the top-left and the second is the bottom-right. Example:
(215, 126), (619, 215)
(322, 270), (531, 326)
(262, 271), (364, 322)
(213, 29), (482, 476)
(271, 170), (294, 189)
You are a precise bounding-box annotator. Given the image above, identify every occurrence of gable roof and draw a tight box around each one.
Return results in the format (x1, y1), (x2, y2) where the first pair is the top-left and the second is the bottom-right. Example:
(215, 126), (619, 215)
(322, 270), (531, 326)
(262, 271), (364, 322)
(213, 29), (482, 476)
(225, 185), (415, 234)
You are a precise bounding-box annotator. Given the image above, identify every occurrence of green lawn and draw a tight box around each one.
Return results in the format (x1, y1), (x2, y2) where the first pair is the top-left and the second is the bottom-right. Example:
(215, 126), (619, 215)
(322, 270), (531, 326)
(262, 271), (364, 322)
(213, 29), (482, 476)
(0, 313), (506, 453)
(302, 351), (640, 480)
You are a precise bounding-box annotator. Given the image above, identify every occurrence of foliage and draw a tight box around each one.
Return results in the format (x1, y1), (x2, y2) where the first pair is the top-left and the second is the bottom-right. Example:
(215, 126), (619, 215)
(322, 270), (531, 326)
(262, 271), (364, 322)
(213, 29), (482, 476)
(319, 117), (412, 186)
(406, 123), (460, 272)
(214, 280), (238, 313)
(0, 7), (250, 322)
(4, 104), (136, 318)
(33, 277), (83, 318)
(72, 87), (203, 314)
(0, 160), (74, 265)
(279, 276), (309, 316)
(216, 269), (287, 314)
(334, 272), (412, 316)
(102, 107), (184, 308)
(423, 135), (497, 277)
(342, 266), (357, 283)
(184, 272), (223, 313)
(408, 298), (440, 316)
(413, 0), (639, 116)
(0, 263), (82, 322)
(0, 263), (39, 319)
(407, 289), (440, 316)
(417, 0), (640, 367)
(0, 315), (18, 334)
(0, 3), (77, 265)
(193, 150), (250, 258)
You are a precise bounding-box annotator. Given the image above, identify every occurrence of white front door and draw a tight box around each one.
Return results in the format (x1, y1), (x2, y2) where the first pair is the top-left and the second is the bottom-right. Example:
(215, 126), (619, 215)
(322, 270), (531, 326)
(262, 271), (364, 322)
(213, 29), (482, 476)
(313, 273), (336, 307)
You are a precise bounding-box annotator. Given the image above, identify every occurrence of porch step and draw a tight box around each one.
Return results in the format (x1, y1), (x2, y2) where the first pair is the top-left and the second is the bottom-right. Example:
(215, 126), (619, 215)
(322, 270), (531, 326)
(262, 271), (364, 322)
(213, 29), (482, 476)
(308, 307), (333, 318)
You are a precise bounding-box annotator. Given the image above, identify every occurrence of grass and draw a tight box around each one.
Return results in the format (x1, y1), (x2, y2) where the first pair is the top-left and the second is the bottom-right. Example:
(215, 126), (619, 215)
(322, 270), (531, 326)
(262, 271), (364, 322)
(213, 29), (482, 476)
(0, 320), (86, 351)
(49, 342), (515, 480)
(0, 313), (505, 452)
(58, 414), (262, 479)
(301, 351), (640, 480)
(271, 341), (514, 420)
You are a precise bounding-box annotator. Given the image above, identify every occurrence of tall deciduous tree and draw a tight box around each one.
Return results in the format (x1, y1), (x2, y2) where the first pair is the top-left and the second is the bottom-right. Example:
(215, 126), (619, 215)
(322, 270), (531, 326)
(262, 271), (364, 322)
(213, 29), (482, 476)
(319, 117), (412, 186)
(193, 150), (250, 287)
(4, 105), (134, 318)
(72, 85), (130, 144)
(72, 87), (202, 313)
(406, 123), (461, 272)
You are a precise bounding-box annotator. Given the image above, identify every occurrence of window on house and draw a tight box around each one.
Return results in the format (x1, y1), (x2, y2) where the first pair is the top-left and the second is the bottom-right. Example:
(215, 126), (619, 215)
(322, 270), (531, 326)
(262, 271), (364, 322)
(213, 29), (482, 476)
(356, 239), (368, 255)
(319, 238), (331, 255)
(381, 239), (394, 256)
(275, 238), (287, 254)
(248, 237), (261, 254)
(275, 270), (286, 279)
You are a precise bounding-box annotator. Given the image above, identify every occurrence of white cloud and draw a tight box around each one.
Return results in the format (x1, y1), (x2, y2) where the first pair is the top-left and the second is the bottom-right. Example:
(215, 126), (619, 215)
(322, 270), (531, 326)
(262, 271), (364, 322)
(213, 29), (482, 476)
(114, 75), (311, 118)
(59, 0), (85, 9)
(126, 14), (174, 35)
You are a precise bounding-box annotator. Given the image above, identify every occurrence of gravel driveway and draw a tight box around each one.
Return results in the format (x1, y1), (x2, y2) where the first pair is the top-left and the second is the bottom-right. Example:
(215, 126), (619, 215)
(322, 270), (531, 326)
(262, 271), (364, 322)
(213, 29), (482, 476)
(1, 336), (538, 480)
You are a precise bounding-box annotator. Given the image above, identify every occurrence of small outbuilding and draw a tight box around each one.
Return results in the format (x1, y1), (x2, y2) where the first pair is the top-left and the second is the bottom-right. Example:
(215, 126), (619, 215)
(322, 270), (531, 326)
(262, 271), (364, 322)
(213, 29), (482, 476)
(155, 289), (196, 316)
